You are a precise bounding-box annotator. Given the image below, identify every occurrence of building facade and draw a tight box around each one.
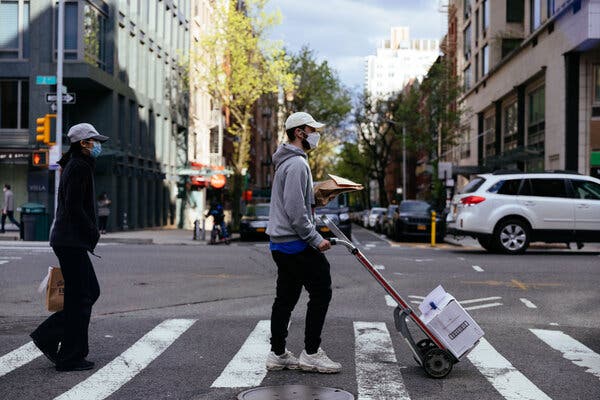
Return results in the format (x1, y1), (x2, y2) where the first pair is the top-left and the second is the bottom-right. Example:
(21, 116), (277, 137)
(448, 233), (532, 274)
(449, 0), (600, 186)
(365, 27), (440, 99)
(0, 0), (191, 230)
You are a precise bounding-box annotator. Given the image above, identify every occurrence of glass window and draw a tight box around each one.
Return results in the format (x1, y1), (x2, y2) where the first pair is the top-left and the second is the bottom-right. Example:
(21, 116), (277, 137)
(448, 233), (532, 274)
(54, 2), (78, 60)
(571, 180), (600, 200)
(475, 9), (479, 42)
(503, 101), (518, 151)
(0, 0), (18, 58)
(463, 24), (471, 59)
(460, 177), (486, 194)
(528, 86), (545, 149)
(547, 0), (555, 18)
(594, 65), (600, 104)
(531, 0), (542, 31)
(484, 114), (495, 157)
(20, 80), (27, 129)
(488, 179), (522, 195)
(22, 1), (29, 58)
(506, 0), (524, 23)
(464, 65), (472, 91)
(83, 4), (107, 69)
(526, 179), (568, 198)
(482, 0), (489, 30)
(482, 45), (489, 75)
(0, 80), (18, 129)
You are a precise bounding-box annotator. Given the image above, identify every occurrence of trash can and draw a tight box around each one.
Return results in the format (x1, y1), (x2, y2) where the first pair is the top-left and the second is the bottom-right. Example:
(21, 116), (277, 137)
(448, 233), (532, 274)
(19, 203), (49, 241)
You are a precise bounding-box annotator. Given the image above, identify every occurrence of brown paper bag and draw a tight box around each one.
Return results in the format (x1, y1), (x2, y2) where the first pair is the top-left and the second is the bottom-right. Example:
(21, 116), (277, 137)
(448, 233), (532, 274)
(313, 174), (364, 206)
(46, 266), (64, 312)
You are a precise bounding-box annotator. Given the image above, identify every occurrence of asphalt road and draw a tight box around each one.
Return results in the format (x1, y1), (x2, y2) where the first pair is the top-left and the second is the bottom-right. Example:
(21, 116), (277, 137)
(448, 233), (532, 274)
(1, 225), (599, 400)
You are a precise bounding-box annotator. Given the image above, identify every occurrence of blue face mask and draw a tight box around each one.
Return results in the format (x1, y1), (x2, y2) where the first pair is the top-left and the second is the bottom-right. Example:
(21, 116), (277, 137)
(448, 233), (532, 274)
(90, 141), (102, 158)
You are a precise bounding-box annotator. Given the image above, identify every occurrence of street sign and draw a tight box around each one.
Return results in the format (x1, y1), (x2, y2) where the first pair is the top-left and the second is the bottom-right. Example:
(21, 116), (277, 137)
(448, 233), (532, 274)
(36, 75), (57, 85)
(45, 93), (76, 104)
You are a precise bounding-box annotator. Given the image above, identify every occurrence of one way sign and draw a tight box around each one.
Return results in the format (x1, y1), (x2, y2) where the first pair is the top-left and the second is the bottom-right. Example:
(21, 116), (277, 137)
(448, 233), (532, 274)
(45, 93), (76, 104)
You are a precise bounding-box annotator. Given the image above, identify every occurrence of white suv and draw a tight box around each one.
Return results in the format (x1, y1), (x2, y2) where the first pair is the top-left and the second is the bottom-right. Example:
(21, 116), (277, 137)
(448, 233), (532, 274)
(446, 172), (600, 254)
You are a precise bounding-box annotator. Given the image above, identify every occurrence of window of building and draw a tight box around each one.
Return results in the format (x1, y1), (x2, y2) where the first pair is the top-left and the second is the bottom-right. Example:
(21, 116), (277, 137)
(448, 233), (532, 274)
(482, 0), (489, 32)
(475, 9), (479, 45)
(527, 85), (545, 149)
(594, 65), (600, 104)
(464, 65), (472, 91)
(463, 24), (471, 60)
(83, 3), (107, 69)
(530, 0), (542, 31)
(54, 1), (78, 60)
(506, 0), (524, 23)
(463, 0), (472, 19)
(484, 114), (495, 157)
(482, 44), (489, 76)
(475, 53), (479, 81)
(503, 101), (518, 151)
(501, 38), (522, 58)
(461, 131), (471, 159)
(0, 0), (30, 59)
(547, 0), (555, 18)
(0, 80), (28, 130)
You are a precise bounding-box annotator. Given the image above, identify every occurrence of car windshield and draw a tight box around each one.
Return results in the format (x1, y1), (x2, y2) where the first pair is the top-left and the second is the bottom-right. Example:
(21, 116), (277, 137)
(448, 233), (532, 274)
(322, 196), (341, 209)
(371, 208), (386, 215)
(399, 201), (430, 212)
(245, 204), (269, 217)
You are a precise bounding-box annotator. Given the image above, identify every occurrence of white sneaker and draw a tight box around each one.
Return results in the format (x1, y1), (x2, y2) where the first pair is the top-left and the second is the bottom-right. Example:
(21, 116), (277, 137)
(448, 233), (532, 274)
(266, 349), (299, 371)
(298, 348), (342, 373)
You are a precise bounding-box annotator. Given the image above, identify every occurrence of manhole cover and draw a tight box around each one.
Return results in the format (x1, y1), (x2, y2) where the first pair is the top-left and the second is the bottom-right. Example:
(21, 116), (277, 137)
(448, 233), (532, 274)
(237, 385), (354, 400)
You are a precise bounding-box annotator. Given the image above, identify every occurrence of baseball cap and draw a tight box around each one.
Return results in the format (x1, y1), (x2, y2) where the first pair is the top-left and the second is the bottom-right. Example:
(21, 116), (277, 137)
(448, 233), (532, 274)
(67, 123), (109, 143)
(285, 112), (325, 130)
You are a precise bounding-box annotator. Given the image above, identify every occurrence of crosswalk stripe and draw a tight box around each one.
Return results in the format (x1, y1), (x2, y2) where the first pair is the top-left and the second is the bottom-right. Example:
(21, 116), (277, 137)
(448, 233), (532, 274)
(211, 320), (271, 388)
(467, 338), (552, 400)
(0, 260), (9, 265)
(54, 318), (196, 400)
(385, 295), (398, 307)
(354, 322), (410, 400)
(530, 329), (600, 380)
(0, 342), (42, 378)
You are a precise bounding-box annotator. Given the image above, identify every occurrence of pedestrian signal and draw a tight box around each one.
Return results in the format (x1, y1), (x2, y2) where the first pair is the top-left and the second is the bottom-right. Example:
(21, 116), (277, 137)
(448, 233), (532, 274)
(35, 114), (57, 145)
(32, 150), (49, 167)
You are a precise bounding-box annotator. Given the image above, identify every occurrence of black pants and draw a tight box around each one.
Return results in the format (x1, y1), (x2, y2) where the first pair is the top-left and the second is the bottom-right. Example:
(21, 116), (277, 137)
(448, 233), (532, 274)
(270, 246), (332, 355)
(98, 216), (108, 232)
(1, 211), (20, 231)
(31, 246), (100, 364)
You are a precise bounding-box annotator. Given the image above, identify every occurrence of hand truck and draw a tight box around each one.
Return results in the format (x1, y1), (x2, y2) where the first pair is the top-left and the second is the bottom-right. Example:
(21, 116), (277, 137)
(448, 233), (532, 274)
(321, 215), (458, 378)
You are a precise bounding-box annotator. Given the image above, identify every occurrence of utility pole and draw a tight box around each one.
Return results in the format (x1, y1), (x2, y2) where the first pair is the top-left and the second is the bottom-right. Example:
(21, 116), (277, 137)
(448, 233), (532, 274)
(402, 124), (407, 201)
(53, 0), (65, 214)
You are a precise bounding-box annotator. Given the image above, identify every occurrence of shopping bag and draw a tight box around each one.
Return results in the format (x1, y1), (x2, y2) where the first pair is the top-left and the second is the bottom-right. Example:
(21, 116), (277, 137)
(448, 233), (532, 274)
(38, 266), (64, 312)
(313, 174), (364, 206)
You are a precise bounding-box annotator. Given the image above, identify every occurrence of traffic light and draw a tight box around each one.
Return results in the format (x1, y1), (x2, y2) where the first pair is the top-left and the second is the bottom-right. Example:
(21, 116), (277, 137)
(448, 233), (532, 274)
(32, 150), (49, 167)
(35, 114), (57, 145)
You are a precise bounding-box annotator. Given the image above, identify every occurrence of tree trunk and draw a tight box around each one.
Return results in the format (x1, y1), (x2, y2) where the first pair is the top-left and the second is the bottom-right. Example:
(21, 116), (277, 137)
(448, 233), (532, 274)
(231, 173), (243, 231)
(377, 175), (388, 207)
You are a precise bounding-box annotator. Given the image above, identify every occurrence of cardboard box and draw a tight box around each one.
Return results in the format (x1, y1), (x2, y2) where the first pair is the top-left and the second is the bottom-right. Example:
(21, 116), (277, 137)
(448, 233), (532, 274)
(420, 286), (484, 359)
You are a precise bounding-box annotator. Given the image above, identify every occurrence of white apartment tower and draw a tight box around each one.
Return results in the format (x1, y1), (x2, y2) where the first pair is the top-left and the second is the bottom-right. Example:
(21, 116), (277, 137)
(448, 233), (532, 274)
(365, 27), (440, 98)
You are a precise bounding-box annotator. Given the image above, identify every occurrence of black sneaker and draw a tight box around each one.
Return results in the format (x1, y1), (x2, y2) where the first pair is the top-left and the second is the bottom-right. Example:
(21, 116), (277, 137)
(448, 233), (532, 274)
(29, 335), (58, 364)
(55, 359), (95, 372)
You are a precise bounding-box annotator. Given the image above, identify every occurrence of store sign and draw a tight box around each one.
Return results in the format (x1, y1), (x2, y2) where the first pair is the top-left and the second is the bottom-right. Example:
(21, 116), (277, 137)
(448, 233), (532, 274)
(28, 171), (49, 192)
(210, 174), (226, 189)
(0, 151), (29, 163)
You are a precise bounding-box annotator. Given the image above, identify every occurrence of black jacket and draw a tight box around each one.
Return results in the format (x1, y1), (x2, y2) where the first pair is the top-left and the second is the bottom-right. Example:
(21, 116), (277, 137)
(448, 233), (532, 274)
(50, 153), (100, 251)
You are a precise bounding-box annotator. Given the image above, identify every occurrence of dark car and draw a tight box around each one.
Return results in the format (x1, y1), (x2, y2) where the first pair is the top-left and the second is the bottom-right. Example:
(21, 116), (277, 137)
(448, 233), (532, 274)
(393, 200), (445, 242)
(381, 205), (399, 237)
(239, 203), (270, 241)
(314, 194), (352, 239)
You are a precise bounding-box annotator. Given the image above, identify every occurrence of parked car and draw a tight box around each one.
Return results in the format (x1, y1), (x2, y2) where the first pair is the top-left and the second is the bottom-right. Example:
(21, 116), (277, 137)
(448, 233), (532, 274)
(315, 194), (352, 239)
(393, 200), (445, 242)
(446, 171), (600, 254)
(361, 209), (371, 227)
(381, 205), (399, 237)
(367, 207), (387, 230)
(239, 203), (270, 241)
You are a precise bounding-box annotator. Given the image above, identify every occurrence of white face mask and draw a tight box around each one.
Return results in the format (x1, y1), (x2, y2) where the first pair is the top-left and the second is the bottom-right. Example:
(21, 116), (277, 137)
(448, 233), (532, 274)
(300, 130), (320, 150)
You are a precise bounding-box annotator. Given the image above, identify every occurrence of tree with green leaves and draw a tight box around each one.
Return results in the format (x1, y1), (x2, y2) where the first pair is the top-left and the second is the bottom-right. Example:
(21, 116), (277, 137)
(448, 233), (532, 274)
(190, 0), (294, 228)
(285, 46), (352, 180)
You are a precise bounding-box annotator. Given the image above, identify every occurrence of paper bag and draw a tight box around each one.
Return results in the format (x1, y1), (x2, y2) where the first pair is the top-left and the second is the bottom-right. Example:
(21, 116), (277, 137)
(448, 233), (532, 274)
(313, 174), (364, 206)
(44, 266), (64, 312)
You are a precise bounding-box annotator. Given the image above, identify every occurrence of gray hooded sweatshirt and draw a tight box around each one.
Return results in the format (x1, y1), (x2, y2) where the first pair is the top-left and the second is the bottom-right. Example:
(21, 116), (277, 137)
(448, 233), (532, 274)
(267, 143), (324, 248)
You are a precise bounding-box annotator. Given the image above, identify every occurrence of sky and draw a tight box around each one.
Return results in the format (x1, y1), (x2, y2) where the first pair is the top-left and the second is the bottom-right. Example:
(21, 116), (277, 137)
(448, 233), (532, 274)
(266, 0), (448, 93)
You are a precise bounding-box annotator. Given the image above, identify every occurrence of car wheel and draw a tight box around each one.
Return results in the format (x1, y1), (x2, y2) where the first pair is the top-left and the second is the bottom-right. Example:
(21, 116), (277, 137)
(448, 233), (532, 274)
(493, 218), (530, 254)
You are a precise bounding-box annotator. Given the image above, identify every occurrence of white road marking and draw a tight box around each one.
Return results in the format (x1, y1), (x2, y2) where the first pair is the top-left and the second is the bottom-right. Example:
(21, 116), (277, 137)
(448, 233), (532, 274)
(0, 342), (42, 378)
(549, 323), (559, 326)
(54, 319), (196, 400)
(385, 295), (398, 307)
(0, 246), (53, 252)
(467, 338), (552, 400)
(0, 260), (8, 265)
(374, 264), (385, 270)
(460, 296), (502, 304)
(472, 265), (484, 272)
(0, 256), (22, 259)
(530, 329), (600, 380)
(463, 303), (503, 311)
(211, 320), (271, 388)
(354, 322), (411, 400)
(520, 298), (538, 309)
(414, 258), (433, 262)
(365, 244), (376, 248)
(408, 295), (425, 300)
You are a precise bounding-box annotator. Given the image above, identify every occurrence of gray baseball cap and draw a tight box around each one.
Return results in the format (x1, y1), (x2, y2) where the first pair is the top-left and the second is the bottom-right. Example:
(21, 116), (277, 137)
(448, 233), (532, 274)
(67, 123), (109, 143)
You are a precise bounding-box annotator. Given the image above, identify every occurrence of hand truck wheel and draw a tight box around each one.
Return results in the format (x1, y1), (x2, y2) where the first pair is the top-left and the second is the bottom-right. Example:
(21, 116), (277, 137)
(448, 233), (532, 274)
(413, 338), (437, 365)
(423, 348), (453, 379)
